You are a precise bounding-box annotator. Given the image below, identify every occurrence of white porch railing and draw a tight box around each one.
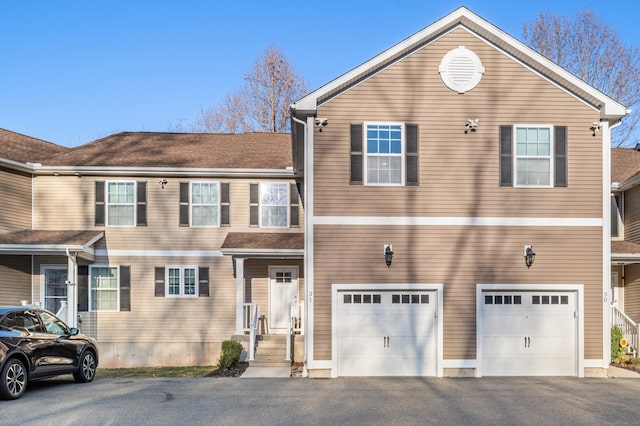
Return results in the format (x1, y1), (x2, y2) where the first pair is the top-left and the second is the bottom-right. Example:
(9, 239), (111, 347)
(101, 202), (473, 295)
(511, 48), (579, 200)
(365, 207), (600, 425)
(244, 302), (259, 361)
(612, 305), (639, 356)
(56, 301), (68, 321)
(290, 299), (303, 334)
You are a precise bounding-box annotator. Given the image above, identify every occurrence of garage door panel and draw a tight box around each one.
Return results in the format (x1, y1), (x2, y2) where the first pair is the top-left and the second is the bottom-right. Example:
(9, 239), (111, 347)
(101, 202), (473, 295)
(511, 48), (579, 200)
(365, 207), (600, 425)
(481, 290), (577, 376)
(338, 290), (438, 377)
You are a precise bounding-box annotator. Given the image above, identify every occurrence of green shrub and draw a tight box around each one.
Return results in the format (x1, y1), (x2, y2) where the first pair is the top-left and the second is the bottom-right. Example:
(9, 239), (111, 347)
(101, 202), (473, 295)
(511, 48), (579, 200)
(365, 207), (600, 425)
(218, 340), (243, 370)
(611, 325), (624, 362)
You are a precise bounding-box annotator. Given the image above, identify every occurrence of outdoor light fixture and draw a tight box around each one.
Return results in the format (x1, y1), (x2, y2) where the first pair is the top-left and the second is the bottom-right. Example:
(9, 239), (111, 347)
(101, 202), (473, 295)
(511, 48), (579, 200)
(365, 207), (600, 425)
(465, 118), (479, 133)
(384, 244), (394, 268)
(158, 178), (168, 189)
(590, 121), (601, 136)
(524, 245), (535, 269)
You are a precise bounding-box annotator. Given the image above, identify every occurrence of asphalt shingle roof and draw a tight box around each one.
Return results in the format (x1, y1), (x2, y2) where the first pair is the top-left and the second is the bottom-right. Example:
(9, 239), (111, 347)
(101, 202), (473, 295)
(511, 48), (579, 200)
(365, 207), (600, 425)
(0, 129), (69, 163)
(43, 132), (293, 169)
(612, 148), (640, 183)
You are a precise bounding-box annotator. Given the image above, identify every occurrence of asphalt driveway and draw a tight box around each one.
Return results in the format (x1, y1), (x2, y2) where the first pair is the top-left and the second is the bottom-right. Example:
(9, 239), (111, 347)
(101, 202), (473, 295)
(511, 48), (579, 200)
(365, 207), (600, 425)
(3, 376), (640, 425)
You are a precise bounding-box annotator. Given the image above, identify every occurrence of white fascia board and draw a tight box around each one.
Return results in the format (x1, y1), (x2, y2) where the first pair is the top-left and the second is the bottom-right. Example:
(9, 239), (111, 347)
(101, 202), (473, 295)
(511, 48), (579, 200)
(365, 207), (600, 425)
(34, 166), (295, 178)
(0, 158), (36, 173)
(292, 6), (627, 122)
(219, 249), (304, 258)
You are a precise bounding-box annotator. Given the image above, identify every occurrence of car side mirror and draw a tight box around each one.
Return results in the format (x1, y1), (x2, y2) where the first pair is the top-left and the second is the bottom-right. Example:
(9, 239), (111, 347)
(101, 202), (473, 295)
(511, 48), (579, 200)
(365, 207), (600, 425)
(69, 327), (80, 336)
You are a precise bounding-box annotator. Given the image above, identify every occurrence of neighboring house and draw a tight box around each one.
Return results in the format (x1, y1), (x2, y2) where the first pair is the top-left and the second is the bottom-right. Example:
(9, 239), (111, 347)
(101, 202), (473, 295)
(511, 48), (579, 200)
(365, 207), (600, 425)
(0, 131), (304, 368)
(290, 7), (627, 377)
(611, 147), (640, 351)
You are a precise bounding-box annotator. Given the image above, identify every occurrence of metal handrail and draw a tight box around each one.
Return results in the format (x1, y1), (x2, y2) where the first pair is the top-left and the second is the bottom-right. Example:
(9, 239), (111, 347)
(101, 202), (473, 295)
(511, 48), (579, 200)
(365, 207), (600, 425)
(248, 303), (259, 361)
(612, 305), (639, 355)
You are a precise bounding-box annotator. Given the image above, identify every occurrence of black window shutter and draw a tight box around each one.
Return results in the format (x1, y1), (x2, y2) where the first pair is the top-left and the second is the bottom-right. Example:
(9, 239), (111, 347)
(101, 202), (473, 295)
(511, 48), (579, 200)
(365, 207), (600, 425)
(406, 124), (419, 186)
(154, 267), (165, 297)
(179, 182), (189, 227)
(78, 266), (89, 312)
(198, 267), (209, 297)
(290, 183), (299, 227)
(350, 124), (363, 185)
(555, 126), (568, 187)
(499, 125), (513, 187)
(250, 183), (259, 226)
(95, 181), (105, 226)
(120, 266), (131, 311)
(221, 183), (230, 226)
(136, 182), (147, 226)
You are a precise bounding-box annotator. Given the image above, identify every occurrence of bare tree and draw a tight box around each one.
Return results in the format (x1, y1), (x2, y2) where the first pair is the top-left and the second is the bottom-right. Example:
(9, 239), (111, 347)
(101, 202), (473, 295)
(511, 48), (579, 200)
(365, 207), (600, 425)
(523, 9), (640, 147)
(193, 46), (306, 133)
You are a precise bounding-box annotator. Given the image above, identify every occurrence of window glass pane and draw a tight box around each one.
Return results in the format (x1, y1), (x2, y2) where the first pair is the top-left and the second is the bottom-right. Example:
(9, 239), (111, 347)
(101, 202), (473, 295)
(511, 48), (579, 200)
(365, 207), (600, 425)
(354, 294), (361, 304)
(107, 182), (135, 226)
(363, 294), (372, 304)
(373, 294), (381, 304)
(366, 124), (403, 185)
(191, 183), (219, 227)
(184, 268), (196, 295)
(168, 268), (180, 295)
(485, 295), (493, 304)
(261, 183), (289, 228)
(344, 294), (352, 304)
(514, 295), (522, 304)
(392, 294), (400, 304)
(91, 267), (118, 311)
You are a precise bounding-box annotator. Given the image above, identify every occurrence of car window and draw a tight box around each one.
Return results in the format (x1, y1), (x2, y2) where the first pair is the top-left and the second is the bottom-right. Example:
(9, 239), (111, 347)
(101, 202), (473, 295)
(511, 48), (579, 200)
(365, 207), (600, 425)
(15, 311), (43, 333)
(37, 311), (68, 335)
(0, 312), (14, 329)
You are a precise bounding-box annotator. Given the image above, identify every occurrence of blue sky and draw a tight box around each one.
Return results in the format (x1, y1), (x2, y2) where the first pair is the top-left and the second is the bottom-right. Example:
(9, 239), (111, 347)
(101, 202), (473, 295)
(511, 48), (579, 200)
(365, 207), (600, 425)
(1, 1), (638, 147)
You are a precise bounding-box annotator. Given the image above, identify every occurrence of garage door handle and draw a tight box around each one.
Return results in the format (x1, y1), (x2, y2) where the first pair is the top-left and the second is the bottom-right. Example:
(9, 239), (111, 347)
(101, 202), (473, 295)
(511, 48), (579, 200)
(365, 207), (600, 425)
(524, 336), (530, 348)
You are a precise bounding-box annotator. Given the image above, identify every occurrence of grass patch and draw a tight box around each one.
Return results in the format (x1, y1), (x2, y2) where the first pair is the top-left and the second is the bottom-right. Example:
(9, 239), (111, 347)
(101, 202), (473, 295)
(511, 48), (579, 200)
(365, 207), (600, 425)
(96, 365), (217, 379)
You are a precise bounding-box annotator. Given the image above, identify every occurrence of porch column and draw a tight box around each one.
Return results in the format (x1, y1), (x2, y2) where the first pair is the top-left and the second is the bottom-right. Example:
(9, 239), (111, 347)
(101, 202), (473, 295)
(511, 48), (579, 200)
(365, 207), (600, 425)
(235, 257), (245, 335)
(66, 250), (78, 328)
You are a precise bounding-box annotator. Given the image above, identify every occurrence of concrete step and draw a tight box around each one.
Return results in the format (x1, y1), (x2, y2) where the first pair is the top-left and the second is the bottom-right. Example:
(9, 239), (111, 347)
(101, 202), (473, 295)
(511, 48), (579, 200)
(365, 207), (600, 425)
(250, 359), (291, 368)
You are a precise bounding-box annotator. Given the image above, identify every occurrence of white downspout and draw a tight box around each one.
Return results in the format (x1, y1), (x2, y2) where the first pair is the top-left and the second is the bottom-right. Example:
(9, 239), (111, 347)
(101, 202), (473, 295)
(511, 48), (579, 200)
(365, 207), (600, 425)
(65, 249), (78, 328)
(291, 114), (310, 377)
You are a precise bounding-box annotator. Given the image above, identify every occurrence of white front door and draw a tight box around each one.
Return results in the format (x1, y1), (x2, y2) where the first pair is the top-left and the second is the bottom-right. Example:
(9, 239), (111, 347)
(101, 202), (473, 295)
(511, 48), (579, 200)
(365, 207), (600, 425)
(42, 266), (68, 314)
(480, 290), (577, 376)
(269, 267), (299, 333)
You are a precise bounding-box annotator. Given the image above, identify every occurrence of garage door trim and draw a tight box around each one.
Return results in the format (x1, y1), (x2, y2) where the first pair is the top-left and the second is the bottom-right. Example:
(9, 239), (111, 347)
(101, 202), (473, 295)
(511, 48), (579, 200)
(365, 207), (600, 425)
(332, 283), (444, 378)
(476, 283), (584, 378)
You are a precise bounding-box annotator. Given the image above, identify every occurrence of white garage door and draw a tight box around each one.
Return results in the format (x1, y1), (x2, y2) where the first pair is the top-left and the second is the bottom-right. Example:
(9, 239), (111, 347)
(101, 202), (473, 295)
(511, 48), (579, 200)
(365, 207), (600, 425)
(337, 290), (437, 376)
(481, 291), (577, 376)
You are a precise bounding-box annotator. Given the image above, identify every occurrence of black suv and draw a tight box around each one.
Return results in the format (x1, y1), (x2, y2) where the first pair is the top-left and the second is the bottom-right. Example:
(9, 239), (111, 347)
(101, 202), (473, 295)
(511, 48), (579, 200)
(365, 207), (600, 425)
(0, 306), (98, 399)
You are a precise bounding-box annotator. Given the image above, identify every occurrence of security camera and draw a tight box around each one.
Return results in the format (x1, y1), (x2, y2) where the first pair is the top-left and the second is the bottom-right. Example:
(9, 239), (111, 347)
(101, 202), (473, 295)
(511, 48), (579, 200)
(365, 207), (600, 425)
(315, 118), (328, 131)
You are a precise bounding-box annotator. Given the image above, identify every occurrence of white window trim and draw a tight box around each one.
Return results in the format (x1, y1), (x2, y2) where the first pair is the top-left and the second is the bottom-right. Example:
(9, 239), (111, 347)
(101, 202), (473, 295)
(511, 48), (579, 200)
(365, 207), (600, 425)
(260, 182), (290, 228)
(106, 180), (137, 227)
(165, 265), (199, 298)
(513, 124), (554, 188)
(190, 181), (221, 228)
(89, 265), (120, 312)
(363, 122), (406, 186)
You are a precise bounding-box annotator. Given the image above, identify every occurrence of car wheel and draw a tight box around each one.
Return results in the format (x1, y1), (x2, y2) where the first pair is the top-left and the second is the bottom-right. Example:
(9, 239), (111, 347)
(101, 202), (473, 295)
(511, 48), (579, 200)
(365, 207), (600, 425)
(73, 351), (97, 383)
(0, 358), (27, 400)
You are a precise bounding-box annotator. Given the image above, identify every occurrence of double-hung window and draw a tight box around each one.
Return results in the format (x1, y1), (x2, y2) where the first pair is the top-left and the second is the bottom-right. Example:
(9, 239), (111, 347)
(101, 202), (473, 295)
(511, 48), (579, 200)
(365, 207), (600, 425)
(166, 266), (198, 297)
(365, 123), (404, 185)
(89, 266), (119, 312)
(191, 182), (220, 227)
(107, 181), (135, 225)
(260, 182), (289, 227)
(515, 125), (552, 187)
(500, 124), (567, 188)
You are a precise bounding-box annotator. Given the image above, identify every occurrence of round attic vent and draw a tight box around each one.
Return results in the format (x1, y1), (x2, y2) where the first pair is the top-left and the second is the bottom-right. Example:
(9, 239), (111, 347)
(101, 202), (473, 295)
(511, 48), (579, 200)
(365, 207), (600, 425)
(439, 46), (484, 93)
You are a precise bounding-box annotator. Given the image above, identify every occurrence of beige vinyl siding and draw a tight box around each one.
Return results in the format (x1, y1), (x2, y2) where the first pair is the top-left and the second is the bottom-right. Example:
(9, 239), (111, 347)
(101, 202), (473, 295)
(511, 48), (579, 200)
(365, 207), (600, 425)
(313, 28), (601, 219)
(623, 264), (640, 323)
(312, 225), (603, 361)
(624, 186), (640, 244)
(0, 256), (32, 304)
(33, 175), (303, 249)
(0, 167), (32, 231)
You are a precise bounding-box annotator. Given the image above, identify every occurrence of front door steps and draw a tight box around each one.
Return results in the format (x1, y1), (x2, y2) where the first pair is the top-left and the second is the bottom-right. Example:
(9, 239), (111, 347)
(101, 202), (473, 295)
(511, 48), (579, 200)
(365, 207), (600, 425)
(251, 334), (290, 367)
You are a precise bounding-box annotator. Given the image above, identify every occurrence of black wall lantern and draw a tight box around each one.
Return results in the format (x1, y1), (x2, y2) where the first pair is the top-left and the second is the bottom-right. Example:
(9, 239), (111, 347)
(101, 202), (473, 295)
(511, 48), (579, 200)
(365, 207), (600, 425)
(384, 245), (394, 268)
(524, 245), (535, 269)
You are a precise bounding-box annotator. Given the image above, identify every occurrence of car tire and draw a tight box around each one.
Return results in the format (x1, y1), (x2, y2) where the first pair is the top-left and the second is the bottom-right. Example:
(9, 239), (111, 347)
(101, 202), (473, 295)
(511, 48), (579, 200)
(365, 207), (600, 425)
(73, 350), (97, 383)
(0, 358), (27, 400)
